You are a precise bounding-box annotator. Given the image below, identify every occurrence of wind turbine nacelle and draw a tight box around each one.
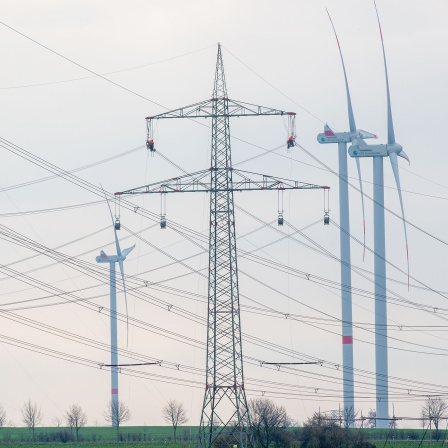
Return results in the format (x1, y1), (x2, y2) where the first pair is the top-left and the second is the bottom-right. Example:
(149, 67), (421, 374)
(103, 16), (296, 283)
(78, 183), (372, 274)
(348, 143), (388, 158)
(317, 132), (350, 144)
(317, 125), (377, 145)
(96, 254), (123, 263)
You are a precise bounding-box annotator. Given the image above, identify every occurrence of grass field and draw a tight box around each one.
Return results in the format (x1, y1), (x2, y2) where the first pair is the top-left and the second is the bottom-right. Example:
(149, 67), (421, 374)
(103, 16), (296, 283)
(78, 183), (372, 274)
(0, 426), (197, 443)
(0, 444), (194, 448)
(0, 441), (439, 448)
(382, 440), (447, 447)
(0, 426), (445, 446)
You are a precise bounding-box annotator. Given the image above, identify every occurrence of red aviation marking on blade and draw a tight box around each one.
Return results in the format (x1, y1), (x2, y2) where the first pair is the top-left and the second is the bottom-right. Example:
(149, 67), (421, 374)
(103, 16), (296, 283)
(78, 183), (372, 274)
(342, 336), (353, 344)
(326, 8), (341, 49)
(335, 33), (341, 50)
(112, 388), (118, 394)
(325, 129), (335, 137)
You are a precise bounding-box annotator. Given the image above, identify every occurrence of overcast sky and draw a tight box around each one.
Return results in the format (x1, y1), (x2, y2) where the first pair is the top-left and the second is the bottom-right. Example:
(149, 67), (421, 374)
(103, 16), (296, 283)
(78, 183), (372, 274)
(0, 0), (447, 429)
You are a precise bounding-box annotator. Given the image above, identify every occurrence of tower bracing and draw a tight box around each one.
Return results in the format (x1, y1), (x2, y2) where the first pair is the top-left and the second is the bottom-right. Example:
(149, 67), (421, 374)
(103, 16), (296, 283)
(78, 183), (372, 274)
(117, 44), (327, 448)
(204, 45), (249, 448)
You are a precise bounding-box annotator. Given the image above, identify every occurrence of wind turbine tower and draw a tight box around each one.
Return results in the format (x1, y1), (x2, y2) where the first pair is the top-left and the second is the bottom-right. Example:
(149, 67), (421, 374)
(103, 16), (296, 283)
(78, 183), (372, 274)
(317, 12), (377, 426)
(96, 202), (135, 426)
(348, 2), (410, 427)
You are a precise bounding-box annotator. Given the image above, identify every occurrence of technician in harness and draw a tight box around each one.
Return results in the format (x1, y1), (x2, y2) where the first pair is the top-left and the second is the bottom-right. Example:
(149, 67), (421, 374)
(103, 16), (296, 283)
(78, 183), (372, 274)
(287, 135), (294, 149)
(147, 139), (155, 151)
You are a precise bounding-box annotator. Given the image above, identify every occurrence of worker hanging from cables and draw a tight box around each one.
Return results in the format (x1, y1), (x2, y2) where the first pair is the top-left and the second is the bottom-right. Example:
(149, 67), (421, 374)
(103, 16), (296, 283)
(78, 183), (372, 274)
(287, 135), (294, 149)
(286, 112), (296, 151)
(146, 117), (156, 155)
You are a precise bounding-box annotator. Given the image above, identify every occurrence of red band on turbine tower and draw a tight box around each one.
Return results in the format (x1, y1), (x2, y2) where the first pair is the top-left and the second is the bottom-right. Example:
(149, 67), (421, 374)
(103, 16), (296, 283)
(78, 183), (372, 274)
(112, 388), (118, 394)
(342, 336), (353, 345)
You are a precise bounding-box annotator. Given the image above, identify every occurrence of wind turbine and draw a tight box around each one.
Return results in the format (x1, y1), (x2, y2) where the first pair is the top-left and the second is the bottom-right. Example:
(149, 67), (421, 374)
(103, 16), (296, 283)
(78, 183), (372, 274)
(316, 11), (377, 427)
(96, 198), (135, 426)
(348, 1), (410, 428)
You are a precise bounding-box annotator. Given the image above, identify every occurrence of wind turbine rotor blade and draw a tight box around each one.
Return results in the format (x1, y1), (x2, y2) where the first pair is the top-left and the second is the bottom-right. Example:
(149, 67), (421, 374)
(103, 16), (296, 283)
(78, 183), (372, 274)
(374, 0), (395, 145)
(355, 158), (366, 261)
(121, 244), (136, 258)
(351, 137), (368, 149)
(326, 8), (357, 133)
(358, 130), (378, 140)
(389, 152), (410, 289)
(118, 260), (129, 347)
(398, 149), (410, 163)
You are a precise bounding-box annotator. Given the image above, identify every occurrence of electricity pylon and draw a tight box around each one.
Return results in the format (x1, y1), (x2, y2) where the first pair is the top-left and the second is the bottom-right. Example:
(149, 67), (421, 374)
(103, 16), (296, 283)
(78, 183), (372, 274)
(116, 44), (326, 448)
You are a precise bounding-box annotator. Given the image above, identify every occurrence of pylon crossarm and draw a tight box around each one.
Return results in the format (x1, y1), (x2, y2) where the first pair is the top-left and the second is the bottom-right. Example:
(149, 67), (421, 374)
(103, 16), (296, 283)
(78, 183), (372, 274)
(232, 169), (325, 191)
(115, 169), (326, 196)
(115, 169), (210, 195)
(146, 98), (295, 121)
(220, 98), (295, 117)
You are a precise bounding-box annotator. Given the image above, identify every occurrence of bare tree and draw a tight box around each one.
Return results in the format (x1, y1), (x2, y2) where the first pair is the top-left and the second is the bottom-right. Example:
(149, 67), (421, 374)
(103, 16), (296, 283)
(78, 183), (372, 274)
(302, 412), (375, 448)
(0, 403), (6, 427)
(388, 417), (398, 429)
(327, 405), (359, 429)
(65, 404), (87, 441)
(52, 416), (63, 427)
(366, 409), (376, 428)
(21, 400), (43, 441)
(344, 405), (359, 428)
(249, 398), (291, 448)
(162, 399), (188, 441)
(421, 396), (448, 436)
(302, 412), (348, 448)
(103, 400), (131, 441)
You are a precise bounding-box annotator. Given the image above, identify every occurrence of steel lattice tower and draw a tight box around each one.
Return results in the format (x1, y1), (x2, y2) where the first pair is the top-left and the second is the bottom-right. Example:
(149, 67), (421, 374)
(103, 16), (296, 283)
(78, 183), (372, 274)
(198, 45), (251, 448)
(116, 43), (326, 448)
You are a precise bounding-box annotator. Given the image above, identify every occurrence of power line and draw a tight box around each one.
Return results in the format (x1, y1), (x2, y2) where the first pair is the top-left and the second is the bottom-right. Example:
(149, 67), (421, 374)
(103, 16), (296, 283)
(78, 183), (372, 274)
(0, 27), (444, 410)
(0, 145), (145, 193)
(0, 22), (167, 108)
(0, 200), (102, 217)
(1, 308), (443, 399)
(297, 142), (448, 248)
(0, 45), (214, 90)
(0, 135), (448, 372)
(0, 101), (446, 400)
(1, 216), (447, 397)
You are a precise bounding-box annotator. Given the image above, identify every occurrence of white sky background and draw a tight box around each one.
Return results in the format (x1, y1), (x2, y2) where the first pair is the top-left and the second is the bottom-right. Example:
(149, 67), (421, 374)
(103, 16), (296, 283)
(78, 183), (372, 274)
(0, 0), (447, 429)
